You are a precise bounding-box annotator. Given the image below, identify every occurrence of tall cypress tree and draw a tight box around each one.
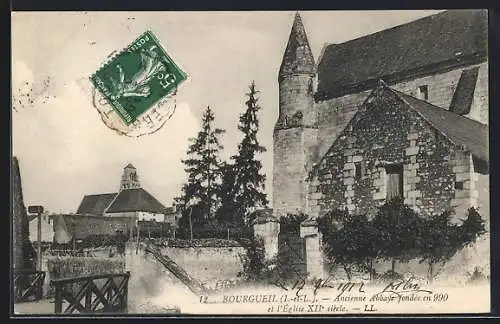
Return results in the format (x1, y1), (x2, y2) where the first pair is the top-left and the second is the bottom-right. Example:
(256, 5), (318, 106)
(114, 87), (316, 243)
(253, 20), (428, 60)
(175, 106), (225, 235)
(219, 81), (268, 226)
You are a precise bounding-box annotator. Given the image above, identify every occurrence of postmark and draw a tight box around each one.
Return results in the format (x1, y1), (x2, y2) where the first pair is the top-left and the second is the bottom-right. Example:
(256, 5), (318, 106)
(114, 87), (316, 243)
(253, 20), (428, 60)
(90, 30), (187, 126)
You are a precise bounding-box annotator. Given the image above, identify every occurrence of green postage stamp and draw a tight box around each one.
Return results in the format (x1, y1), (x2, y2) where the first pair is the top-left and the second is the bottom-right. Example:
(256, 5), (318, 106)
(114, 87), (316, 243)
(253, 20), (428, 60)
(91, 30), (187, 125)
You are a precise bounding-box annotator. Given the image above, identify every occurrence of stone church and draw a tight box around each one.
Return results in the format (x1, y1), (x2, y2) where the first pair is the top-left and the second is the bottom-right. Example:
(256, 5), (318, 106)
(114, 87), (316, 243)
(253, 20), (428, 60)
(76, 163), (167, 222)
(270, 10), (489, 277)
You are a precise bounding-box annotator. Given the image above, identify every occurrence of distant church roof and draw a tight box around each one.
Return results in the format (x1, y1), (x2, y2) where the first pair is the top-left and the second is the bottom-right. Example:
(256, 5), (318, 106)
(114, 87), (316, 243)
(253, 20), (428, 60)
(77, 193), (117, 215)
(316, 10), (487, 100)
(105, 188), (166, 214)
(279, 12), (315, 78)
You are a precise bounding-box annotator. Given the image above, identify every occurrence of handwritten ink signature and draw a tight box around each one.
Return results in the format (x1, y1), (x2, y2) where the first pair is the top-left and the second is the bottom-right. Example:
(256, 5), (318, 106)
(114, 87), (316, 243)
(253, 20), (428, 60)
(271, 276), (307, 297)
(271, 273), (366, 298)
(372, 276), (433, 299)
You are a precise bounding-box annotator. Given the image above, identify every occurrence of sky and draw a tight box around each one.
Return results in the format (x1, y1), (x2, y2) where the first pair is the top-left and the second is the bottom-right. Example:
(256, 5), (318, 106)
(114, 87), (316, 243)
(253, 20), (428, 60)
(11, 10), (442, 213)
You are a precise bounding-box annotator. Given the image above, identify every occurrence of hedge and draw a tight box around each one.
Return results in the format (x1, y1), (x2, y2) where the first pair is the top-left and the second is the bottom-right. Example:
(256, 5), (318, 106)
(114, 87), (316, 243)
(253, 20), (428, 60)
(155, 238), (243, 248)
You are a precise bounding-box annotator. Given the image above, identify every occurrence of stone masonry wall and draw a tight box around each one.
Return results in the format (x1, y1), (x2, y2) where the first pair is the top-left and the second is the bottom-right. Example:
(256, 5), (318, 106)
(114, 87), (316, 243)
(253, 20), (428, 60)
(277, 75), (316, 129)
(253, 220), (280, 260)
(273, 127), (317, 218)
(307, 89), (476, 219)
(313, 62), (488, 162)
(160, 245), (245, 288)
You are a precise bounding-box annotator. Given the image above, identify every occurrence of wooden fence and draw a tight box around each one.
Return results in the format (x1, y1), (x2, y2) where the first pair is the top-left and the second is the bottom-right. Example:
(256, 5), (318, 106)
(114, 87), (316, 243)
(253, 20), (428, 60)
(51, 272), (130, 314)
(13, 270), (46, 302)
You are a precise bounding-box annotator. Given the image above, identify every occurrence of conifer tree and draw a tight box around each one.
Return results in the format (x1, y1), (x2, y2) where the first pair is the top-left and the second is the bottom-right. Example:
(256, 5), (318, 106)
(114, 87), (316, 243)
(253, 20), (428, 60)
(176, 106), (225, 235)
(218, 81), (268, 226)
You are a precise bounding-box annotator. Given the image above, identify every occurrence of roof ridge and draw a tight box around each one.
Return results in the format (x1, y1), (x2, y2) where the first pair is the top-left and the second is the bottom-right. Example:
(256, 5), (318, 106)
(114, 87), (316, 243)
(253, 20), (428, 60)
(83, 192), (117, 197)
(103, 190), (121, 214)
(388, 88), (462, 148)
(387, 87), (488, 163)
(323, 10), (447, 51)
(390, 88), (487, 128)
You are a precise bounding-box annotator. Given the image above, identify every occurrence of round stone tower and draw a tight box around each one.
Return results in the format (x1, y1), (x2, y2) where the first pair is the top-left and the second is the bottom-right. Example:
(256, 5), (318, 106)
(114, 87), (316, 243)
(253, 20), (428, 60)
(273, 12), (318, 218)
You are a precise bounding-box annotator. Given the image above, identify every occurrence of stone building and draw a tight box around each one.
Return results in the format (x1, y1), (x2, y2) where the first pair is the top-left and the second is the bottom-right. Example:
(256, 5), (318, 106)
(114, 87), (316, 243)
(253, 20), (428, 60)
(270, 10), (489, 278)
(28, 212), (54, 243)
(76, 163), (167, 222)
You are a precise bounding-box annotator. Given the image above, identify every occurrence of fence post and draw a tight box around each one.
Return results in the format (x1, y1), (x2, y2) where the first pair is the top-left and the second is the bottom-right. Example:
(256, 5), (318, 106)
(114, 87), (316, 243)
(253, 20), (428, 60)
(54, 282), (62, 313)
(123, 273), (130, 313)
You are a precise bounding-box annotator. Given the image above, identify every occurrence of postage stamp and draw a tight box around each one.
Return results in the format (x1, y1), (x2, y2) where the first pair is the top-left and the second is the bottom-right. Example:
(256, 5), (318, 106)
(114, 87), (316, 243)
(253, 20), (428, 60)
(90, 30), (187, 126)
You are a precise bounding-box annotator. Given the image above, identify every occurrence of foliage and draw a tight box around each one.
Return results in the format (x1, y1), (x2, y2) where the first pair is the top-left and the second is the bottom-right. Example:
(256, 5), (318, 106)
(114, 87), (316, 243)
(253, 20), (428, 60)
(372, 197), (424, 266)
(466, 267), (488, 284)
(279, 212), (308, 230)
(175, 106), (225, 234)
(217, 81), (268, 226)
(215, 162), (240, 225)
(319, 211), (379, 280)
(418, 207), (486, 280)
(375, 270), (405, 283)
(236, 237), (268, 281)
(159, 238), (243, 248)
(459, 207), (487, 246)
(318, 201), (487, 282)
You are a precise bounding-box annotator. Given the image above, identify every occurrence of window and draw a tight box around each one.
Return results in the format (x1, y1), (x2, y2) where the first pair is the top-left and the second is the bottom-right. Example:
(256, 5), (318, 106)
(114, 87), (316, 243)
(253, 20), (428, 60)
(355, 161), (365, 180)
(417, 85), (429, 101)
(355, 163), (362, 180)
(308, 79), (313, 95)
(385, 164), (404, 199)
(455, 181), (464, 190)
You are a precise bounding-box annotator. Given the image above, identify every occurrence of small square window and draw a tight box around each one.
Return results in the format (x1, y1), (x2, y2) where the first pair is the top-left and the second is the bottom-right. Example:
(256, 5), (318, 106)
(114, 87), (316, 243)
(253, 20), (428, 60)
(455, 181), (464, 190)
(355, 163), (362, 180)
(418, 85), (429, 101)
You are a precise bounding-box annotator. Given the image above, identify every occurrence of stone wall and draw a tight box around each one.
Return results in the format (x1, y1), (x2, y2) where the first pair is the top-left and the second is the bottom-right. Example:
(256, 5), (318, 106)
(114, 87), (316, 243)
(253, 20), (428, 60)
(277, 74), (316, 129)
(307, 88), (475, 219)
(29, 214), (54, 243)
(476, 174), (490, 223)
(41, 255), (125, 298)
(253, 220), (280, 260)
(160, 245), (245, 288)
(313, 62), (488, 162)
(273, 127), (317, 217)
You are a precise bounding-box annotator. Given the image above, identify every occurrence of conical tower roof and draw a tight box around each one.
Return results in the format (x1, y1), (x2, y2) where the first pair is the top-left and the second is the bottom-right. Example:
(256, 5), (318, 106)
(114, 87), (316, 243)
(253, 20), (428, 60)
(125, 163), (136, 169)
(279, 12), (315, 78)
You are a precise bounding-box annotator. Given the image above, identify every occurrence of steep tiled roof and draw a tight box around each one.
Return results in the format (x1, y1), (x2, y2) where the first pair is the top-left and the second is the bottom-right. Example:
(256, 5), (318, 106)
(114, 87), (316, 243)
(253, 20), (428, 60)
(392, 89), (489, 164)
(76, 193), (117, 215)
(105, 188), (166, 214)
(316, 10), (487, 100)
(312, 84), (489, 177)
(279, 12), (315, 78)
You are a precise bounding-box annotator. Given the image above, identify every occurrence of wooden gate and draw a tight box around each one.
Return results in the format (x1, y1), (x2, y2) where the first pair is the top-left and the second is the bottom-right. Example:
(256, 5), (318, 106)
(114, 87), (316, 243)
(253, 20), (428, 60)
(13, 270), (46, 302)
(277, 217), (307, 280)
(51, 272), (130, 314)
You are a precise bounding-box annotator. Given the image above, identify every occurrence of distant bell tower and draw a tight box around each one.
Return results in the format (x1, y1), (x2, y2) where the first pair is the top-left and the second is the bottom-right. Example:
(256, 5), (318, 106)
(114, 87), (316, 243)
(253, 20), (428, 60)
(273, 12), (318, 218)
(120, 163), (141, 190)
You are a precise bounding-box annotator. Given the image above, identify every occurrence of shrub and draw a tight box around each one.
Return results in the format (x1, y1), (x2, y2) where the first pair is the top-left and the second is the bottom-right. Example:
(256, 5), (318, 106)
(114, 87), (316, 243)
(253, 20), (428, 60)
(466, 267), (488, 284)
(375, 270), (404, 283)
(236, 237), (267, 281)
(160, 238), (242, 248)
